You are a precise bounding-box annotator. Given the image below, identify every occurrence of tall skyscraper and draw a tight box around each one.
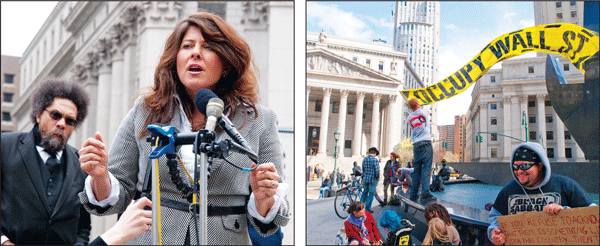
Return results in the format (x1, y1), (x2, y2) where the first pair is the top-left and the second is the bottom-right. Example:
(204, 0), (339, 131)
(393, 1), (440, 139)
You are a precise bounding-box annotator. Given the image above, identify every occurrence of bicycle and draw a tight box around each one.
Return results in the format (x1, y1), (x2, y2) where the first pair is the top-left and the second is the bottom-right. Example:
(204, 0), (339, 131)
(334, 176), (363, 219)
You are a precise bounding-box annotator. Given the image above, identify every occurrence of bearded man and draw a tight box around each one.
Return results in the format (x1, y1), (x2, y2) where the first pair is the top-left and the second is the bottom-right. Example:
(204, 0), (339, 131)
(1, 79), (91, 245)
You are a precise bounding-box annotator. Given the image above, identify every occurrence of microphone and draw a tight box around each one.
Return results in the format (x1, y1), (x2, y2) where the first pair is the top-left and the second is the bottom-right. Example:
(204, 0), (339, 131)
(194, 89), (257, 161)
(195, 90), (224, 132)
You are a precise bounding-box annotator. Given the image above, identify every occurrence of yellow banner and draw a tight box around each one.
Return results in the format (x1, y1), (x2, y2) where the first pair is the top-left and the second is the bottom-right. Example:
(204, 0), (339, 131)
(401, 23), (599, 105)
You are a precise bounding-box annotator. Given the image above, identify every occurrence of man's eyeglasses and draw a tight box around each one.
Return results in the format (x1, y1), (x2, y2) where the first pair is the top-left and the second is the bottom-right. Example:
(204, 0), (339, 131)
(44, 109), (77, 126)
(512, 163), (536, 171)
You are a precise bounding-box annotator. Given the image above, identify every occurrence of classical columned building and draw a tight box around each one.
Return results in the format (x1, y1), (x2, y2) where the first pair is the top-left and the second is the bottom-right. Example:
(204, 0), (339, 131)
(12, 1), (293, 241)
(307, 31), (425, 166)
(465, 55), (587, 162)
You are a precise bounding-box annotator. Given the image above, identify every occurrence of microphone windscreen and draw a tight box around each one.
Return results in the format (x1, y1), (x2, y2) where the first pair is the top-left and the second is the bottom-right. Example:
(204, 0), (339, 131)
(195, 89), (218, 116)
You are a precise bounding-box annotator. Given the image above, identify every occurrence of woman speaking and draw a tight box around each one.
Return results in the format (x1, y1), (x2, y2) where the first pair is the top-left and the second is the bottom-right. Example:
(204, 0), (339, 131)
(78, 12), (289, 245)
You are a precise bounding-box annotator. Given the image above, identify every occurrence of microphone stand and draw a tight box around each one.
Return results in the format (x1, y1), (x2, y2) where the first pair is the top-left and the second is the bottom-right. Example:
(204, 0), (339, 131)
(193, 129), (214, 246)
(146, 124), (258, 245)
(151, 142), (159, 245)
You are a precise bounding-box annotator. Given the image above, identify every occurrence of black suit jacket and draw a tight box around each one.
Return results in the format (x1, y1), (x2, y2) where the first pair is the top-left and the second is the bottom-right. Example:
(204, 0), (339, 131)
(1, 129), (91, 245)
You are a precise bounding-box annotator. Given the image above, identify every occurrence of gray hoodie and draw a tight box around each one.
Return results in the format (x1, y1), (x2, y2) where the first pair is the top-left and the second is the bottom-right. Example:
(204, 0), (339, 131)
(509, 142), (551, 191)
(487, 142), (596, 243)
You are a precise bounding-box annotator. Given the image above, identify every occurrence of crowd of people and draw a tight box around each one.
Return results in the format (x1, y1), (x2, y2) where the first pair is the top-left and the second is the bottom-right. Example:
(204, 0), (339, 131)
(330, 102), (597, 245)
(332, 140), (597, 245)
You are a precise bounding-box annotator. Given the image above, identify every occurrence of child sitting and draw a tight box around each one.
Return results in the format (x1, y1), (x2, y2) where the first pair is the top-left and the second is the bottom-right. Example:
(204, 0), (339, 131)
(423, 202), (461, 245)
(422, 218), (452, 245)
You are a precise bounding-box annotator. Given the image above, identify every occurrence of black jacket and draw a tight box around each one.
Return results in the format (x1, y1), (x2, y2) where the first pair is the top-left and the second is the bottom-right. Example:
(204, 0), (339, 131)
(1, 129), (91, 245)
(438, 165), (451, 181)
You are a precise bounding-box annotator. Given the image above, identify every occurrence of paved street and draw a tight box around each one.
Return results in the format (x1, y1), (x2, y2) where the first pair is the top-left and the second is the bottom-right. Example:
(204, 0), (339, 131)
(306, 180), (393, 245)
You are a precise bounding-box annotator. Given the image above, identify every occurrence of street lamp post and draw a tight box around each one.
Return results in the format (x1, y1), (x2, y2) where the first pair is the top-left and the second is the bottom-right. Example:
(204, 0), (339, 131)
(332, 129), (340, 188)
(522, 111), (529, 142)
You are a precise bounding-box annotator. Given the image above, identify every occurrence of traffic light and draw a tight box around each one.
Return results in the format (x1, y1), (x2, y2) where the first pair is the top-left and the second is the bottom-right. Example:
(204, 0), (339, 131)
(475, 135), (482, 143)
(442, 142), (448, 148)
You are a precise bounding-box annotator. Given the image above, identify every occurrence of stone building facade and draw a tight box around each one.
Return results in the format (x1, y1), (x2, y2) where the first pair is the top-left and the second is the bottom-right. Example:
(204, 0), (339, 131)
(306, 31), (426, 174)
(465, 56), (587, 162)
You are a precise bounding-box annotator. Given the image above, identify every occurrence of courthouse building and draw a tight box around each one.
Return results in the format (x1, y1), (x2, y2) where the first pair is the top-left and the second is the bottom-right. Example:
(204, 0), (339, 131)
(464, 56), (587, 162)
(10, 1), (293, 240)
(306, 31), (426, 172)
(464, 1), (593, 163)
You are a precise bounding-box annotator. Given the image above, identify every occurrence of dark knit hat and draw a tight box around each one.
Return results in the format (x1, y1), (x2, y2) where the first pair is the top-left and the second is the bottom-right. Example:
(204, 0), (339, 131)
(368, 147), (379, 156)
(513, 146), (541, 164)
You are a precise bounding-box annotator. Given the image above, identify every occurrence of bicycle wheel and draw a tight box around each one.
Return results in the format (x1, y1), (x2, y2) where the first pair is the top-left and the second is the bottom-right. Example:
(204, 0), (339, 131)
(334, 189), (350, 219)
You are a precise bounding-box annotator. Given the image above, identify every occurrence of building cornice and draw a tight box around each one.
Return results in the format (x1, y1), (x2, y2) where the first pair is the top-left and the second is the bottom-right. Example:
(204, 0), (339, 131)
(307, 31), (406, 59)
(307, 48), (402, 83)
(64, 2), (104, 33)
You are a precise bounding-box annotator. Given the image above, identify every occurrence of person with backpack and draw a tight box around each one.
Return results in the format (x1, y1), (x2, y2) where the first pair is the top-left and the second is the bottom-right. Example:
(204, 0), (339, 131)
(379, 210), (415, 245)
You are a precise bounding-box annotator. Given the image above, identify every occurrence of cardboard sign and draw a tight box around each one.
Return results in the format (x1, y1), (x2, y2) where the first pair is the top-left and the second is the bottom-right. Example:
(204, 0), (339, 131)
(497, 206), (599, 245)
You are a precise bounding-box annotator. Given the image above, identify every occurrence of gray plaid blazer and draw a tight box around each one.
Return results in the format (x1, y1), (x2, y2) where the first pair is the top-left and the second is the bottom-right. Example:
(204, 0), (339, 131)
(79, 97), (290, 245)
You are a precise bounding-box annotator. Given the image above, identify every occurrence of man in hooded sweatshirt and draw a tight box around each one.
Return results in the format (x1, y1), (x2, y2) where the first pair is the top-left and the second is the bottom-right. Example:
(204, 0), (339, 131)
(487, 142), (597, 245)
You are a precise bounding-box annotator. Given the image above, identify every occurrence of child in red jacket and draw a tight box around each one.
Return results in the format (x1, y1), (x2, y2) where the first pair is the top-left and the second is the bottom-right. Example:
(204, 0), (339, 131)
(344, 201), (382, 245)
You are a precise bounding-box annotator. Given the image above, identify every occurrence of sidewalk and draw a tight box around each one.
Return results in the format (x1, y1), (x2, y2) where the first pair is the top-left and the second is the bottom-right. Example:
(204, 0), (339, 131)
(307, 179), (388, 200)
(307, 180), (322, 200)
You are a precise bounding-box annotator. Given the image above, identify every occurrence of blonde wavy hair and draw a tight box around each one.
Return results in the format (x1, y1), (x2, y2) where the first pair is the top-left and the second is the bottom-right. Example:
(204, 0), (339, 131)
(422, 218), (451, 245)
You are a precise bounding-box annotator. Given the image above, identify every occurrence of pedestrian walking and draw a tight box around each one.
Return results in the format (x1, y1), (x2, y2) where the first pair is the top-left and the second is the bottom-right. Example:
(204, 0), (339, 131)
(360, 147), (380, 212)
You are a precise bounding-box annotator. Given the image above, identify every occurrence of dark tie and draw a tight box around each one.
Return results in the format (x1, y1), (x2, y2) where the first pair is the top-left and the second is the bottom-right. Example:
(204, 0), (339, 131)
(46, 153), (60, 175)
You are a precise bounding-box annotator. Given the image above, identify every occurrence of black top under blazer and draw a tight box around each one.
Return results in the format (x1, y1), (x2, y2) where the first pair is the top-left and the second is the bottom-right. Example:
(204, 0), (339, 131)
(1, 129), (91, 245)
(79, 96), (290, 245)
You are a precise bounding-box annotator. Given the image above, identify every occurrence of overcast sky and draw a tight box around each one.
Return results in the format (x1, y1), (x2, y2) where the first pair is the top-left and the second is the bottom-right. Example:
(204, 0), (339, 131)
(1, 1), (58, 57)
(307, 1), (536, 125)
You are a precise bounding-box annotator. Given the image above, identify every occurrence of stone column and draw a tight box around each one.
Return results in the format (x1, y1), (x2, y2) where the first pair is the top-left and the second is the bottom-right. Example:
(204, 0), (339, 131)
(386, 95), (398, 156)
(108, 41), (124, 148)
(371, 94), (381, 150)
(337, 90), (349, 157)
(502, 96), (512, 162)
(536, 95), (546, 149)
(555, 110), (567, 162)
(96, 53), (112, 146)
(306, 86), (311, 113)
(72, 52), (99, 147)
(121, 8), (139, 113)
(71, 51), (101, 146)
(137, 2), (182, 91)
(352, 92), (365, 157)
(479, 102), (488, 162)
(317, 88), (332, 156)
(519, 96), (528, 141)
